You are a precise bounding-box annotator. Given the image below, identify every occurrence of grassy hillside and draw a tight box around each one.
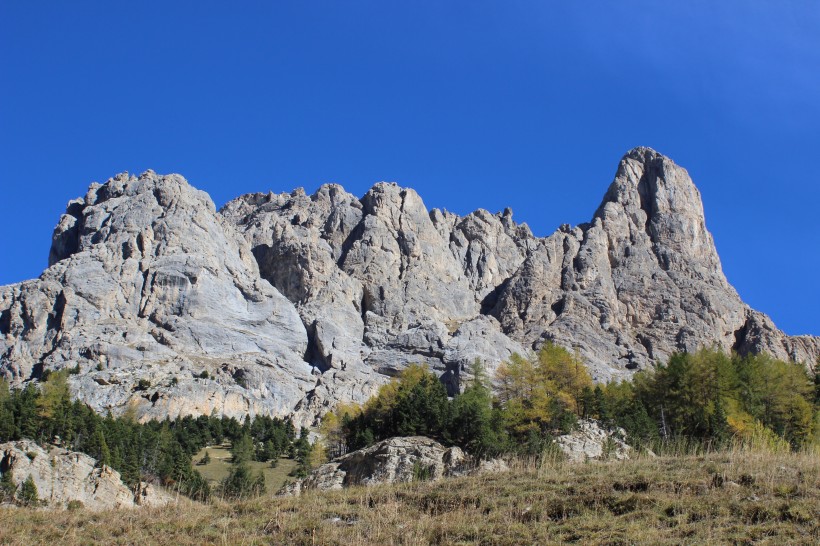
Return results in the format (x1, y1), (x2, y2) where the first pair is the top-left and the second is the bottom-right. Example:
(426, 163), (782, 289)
(1, 448), (817, 545)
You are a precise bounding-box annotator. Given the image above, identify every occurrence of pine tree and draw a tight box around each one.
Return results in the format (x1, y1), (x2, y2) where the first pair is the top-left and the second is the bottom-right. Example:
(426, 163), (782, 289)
(0, 470), (15, 502)
(593, 385), (612, 426)
(709, 394), (729, 445)
(96, 429), (112, 467)
(292, 427), (314, 478)
(222, 461), (265, 499)
(120, 447), (141, 486)
(231, 433), (254, 464)
(449, 359), (505, 457)
(18, 475), (38, 506)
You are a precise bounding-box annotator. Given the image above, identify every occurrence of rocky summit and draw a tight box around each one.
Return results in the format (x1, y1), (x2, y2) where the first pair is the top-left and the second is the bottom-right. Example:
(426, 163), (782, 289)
(1, 148), (817, 425)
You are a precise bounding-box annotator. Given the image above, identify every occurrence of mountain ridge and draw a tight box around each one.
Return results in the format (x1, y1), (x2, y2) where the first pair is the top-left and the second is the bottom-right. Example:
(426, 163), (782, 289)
(1, 147), (817, 425)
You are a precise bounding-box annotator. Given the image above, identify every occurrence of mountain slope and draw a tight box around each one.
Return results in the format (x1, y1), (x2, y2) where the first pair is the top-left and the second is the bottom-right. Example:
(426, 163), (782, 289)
(1, 148), (816, 424)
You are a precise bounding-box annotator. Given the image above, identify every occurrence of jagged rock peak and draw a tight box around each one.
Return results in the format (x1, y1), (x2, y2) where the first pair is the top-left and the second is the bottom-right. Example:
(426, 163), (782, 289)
(49, 170), (215, 266)
(595, 146), (721, 271)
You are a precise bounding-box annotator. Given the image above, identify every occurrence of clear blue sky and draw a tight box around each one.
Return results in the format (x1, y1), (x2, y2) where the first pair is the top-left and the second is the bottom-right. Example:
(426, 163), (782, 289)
(1, 1), (818, 336)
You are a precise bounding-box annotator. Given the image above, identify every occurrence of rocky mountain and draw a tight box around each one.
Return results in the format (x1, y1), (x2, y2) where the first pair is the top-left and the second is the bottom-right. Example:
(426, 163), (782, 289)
(1, 147), (817, 425)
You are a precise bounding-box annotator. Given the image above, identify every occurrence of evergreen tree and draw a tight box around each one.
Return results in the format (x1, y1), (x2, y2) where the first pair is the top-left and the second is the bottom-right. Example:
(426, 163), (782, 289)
(231, 433), (254, 464)
(0, 470), (15, 502)
(286, 427), (318, 478)
(449, 360), (505, 457)
(18, 475), (38, 506)
(222, 461), (265, 499)
(709, 393), (729, 445)
(593, 385), (612, 426)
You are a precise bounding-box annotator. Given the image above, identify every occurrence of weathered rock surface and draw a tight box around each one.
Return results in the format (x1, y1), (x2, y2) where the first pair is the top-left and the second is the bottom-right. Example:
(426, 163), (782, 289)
(555, 420), (633, 462)
(0, 171), (316, 423)
(282, 436), (506, 495)
(0, 440), (173, 510)
(487, 148), (819, 380)
(1, 148), (817, 424)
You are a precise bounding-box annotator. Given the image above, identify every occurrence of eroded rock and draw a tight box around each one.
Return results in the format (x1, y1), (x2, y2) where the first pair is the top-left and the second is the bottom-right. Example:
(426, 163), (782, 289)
(555, 420), (633, 462)
(282, 436), (507, 495)
(0, 440), (174, 510)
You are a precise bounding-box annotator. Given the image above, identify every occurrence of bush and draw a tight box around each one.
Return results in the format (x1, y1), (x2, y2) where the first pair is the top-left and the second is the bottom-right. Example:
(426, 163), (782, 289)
(412, 460), (432, 481)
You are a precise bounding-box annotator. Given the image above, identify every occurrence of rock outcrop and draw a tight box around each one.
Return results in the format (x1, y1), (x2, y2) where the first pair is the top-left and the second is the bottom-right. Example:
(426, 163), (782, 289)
(555, 420), (633, 462)
(282, 436), (506, 495)
(0, 440), (174, 510)
(1, 148), (817, 424)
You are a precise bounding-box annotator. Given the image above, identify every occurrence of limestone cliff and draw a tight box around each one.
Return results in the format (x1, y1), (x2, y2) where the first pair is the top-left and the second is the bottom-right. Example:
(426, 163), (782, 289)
(1, 148), (816, 424)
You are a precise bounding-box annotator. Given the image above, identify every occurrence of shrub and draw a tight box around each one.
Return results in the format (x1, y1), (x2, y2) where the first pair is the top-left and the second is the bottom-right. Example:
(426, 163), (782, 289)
(412, 460), (432, 481)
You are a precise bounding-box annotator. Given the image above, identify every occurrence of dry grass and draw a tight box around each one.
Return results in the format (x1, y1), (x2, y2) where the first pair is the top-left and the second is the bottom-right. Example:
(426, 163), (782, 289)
(1, 448), (818, 545)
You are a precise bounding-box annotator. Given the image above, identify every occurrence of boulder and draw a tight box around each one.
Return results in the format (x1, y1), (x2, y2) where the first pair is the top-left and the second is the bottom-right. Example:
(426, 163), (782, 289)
(282, 436), (507, 495)
(555, 420), (633, 462)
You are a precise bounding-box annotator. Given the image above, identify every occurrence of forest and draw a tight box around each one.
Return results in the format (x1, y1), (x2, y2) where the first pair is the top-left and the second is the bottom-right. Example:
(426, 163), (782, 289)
(325, 345), (820, 460)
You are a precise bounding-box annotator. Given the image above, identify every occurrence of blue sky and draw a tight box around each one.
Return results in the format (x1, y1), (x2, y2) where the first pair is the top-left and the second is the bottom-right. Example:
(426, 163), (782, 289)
(1, 1), (818, 336)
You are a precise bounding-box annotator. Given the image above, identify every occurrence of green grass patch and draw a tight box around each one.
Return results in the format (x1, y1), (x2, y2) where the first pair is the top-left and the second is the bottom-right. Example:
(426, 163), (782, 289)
(193, 445), (298, 493)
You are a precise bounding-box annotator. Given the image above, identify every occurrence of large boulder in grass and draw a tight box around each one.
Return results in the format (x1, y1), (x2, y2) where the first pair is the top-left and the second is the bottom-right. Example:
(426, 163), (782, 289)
(282, 436), (507, 495)
(555, 419), (633, 462)
(0, 440), (174, 510)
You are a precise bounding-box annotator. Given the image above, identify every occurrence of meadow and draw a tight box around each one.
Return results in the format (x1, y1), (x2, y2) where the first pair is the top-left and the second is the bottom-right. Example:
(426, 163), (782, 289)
(1, 447), (817, 545)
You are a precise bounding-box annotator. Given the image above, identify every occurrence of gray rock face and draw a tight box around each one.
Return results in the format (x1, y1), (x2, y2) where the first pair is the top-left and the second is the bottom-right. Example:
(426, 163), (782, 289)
(0, 440), (174, 510)
(282, 436), (506, 494)
(0, 171), (315, 422)
(1, 148), (817, 425)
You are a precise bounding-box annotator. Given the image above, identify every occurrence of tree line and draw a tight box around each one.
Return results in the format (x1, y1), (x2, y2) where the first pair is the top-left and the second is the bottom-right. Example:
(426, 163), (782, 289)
(322, 345), (820, 460)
